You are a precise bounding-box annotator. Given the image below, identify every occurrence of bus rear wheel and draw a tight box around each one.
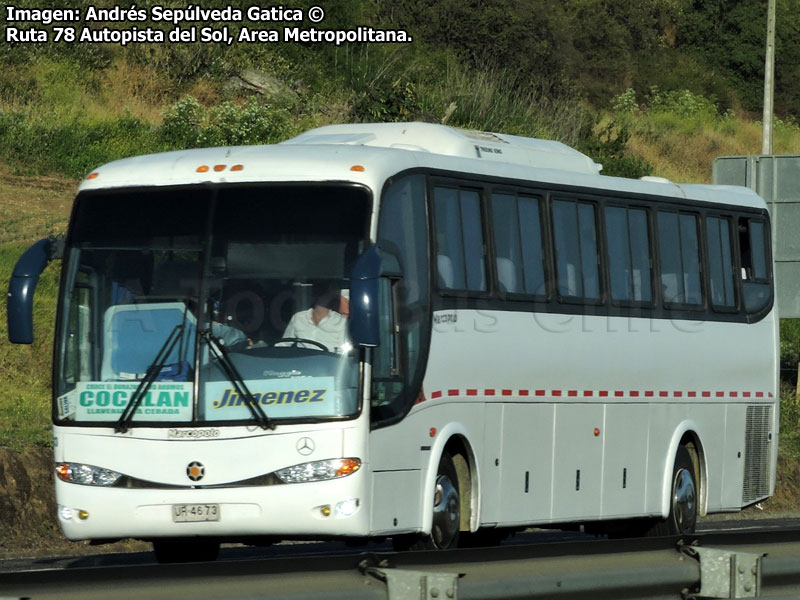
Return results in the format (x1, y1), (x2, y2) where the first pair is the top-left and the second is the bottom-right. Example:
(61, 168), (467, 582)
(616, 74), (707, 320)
(152, 539), (220, 563)
(648, 445), (698, 536)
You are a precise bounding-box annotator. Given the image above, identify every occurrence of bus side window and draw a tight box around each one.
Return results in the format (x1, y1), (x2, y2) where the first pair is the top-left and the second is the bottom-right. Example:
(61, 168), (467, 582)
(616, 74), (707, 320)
(706, 216), (736, 309)
(490, 192), (546, 296)
(657, 211), (702, 307)
(552, 199), (600, 300)
(738, 217), (771, 314)
(605, 205), (653, 304)
(373, 174), (429, 425)
(433, 186), (486, 292)
(64, 271), (93, 387)
(372, 276), (403, 405)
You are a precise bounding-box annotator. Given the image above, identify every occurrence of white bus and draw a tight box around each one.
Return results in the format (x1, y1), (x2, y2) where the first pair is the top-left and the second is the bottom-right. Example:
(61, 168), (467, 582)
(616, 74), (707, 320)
(8, 123), (778, 561)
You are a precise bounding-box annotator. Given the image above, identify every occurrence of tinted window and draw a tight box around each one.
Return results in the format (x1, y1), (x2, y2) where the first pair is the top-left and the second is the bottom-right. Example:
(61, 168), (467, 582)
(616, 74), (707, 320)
(605, 206), (652, 303)
(657, 211), (702, 306)
(750, 221), (768, 280)
(738, 217), (771, 314)
(706, 216), (736, 308)
(374, 175), (430, 424)
(518, 197), (546, 295)
(553, 199), (599, 299)
(491, 193), (545, 295)
(434, 187), (486, 292)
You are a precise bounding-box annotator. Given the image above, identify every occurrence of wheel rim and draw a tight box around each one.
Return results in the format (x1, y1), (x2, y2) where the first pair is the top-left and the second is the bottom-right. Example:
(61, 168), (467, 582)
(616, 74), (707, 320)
(431, 474), (460, 548)
(672, 467), (696, 532)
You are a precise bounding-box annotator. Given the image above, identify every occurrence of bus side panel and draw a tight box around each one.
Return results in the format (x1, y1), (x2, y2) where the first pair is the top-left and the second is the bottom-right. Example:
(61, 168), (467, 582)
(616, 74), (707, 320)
(370, 470), (423, 534)
(551, 404), (604, 521)
(602, 403), (649, 518)
(484, 403), (555, 525)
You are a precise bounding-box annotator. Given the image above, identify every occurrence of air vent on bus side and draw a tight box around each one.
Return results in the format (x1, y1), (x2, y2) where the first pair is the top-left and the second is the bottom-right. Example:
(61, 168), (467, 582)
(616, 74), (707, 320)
(742, 404), (773, 504)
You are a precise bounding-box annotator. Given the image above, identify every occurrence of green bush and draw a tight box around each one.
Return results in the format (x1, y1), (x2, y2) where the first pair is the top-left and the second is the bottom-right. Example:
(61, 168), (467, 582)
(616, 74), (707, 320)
(781, 319), (800, 382)
(159, 96), (298, 148)
(159, 96), (204, 148)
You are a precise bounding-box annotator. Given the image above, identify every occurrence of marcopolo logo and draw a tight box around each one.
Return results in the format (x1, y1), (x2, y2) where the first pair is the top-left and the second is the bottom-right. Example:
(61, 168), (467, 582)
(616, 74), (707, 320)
(211, 388), (326, 409)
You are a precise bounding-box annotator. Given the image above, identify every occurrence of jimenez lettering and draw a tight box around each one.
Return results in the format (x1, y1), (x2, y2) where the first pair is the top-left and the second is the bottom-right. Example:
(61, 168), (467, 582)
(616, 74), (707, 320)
(212, 388), (326, 409)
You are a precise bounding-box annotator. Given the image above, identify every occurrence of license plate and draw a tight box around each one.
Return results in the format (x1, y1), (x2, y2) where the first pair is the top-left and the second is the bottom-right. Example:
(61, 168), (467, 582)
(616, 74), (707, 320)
(172, 504), (220, 522)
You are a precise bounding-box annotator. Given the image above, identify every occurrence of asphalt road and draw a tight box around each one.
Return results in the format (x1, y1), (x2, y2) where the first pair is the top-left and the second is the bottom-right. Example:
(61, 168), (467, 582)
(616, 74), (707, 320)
(1, 517), (798, 575)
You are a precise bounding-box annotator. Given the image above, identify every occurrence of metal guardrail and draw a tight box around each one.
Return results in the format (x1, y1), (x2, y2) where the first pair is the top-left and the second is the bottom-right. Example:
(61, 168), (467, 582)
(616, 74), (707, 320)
(2, 530), (800, 599)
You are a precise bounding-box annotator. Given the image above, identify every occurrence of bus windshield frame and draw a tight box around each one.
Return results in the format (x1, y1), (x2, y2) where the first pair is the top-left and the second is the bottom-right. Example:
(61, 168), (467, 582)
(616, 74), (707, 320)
(53, 182), (372, 429)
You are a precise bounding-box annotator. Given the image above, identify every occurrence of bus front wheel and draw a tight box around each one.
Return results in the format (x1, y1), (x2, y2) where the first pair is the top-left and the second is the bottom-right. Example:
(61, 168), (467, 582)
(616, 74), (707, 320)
(394, 452), (461, 551)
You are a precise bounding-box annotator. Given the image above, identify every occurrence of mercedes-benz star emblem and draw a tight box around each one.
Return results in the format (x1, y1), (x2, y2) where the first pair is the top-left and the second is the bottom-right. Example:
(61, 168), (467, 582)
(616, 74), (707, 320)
(187, 461), (205, 482)
(296, 437), (315, 456)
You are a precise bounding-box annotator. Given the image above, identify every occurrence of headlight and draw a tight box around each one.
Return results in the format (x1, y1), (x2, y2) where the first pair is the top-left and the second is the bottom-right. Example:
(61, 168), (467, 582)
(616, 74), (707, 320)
(55, 462), (122, 486)
(275, 458), (361, 484)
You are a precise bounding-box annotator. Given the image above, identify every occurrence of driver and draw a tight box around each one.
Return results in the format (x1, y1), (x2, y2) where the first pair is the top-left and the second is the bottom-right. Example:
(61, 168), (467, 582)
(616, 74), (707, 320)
(282, 284), (349, 352)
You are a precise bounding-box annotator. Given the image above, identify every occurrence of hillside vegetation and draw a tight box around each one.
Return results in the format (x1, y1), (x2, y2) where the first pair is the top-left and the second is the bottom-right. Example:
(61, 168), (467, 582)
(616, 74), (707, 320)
(0, 0), (800, 454)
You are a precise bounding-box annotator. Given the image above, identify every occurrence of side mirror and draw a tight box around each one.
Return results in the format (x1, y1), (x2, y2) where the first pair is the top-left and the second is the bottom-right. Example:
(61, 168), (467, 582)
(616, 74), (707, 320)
(7, 238), (63, 344)
(348, 244), (381, 347)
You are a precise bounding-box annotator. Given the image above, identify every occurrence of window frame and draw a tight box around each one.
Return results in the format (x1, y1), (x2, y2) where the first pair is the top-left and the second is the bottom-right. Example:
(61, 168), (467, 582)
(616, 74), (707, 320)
(487, 187), (550, 301)
(704, 213), (739, 314)
(655, 209), (706, 311)
(549, 195), (604, 306)
(429, 179), (492, 299)
(603, 202), (656, 309)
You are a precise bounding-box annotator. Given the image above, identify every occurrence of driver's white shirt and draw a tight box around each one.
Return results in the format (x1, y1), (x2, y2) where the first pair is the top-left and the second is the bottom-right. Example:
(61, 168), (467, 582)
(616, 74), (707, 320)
(283, 308), (348, 351)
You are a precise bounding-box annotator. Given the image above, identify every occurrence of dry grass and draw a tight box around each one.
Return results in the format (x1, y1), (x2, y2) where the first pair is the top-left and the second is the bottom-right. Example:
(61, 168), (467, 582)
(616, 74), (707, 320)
(0, 165), (75, 244)
(627, 117), (800, 183)
(92, 58), (178, 123)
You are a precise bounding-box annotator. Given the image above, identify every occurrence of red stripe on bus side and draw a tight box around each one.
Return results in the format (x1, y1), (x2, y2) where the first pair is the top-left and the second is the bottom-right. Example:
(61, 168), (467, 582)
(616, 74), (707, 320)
(430, 388), (773, 401)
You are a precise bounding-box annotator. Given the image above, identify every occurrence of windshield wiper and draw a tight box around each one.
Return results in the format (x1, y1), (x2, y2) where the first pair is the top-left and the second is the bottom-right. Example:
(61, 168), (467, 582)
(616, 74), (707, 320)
(200, 329), (274, 431)
(115, 323), (186, 434)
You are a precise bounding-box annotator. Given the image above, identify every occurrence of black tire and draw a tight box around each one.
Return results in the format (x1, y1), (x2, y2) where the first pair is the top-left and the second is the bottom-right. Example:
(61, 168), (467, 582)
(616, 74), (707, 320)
(153, 539), (220, 563)
(393, 452), (461, 550)
(647, 445), (698, 536)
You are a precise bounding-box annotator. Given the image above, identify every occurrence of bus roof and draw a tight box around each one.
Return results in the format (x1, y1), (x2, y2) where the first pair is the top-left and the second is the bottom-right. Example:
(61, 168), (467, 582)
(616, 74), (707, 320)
(77, 122), (766, 211)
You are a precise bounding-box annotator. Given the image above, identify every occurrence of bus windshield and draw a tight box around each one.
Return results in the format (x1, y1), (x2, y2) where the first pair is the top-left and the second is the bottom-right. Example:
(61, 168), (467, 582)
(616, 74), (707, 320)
(55, 183), (371, 428)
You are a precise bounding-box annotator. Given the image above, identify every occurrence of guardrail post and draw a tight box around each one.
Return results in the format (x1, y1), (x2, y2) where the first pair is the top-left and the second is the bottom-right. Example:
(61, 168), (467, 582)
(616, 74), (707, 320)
(682, 546), (764, 598)
(360, 559), (462, 600)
